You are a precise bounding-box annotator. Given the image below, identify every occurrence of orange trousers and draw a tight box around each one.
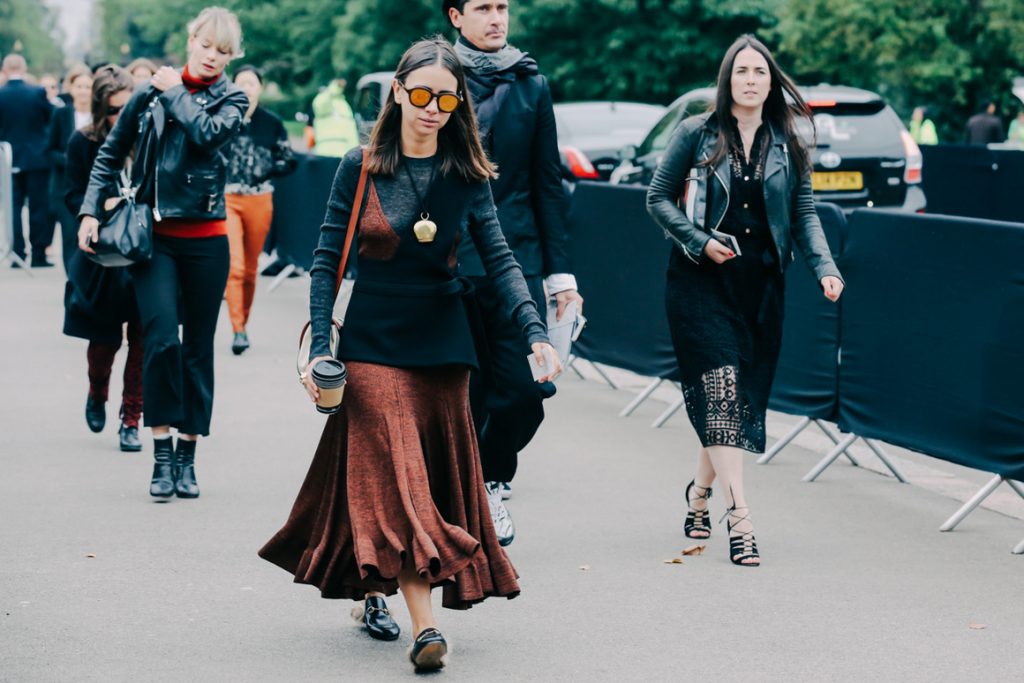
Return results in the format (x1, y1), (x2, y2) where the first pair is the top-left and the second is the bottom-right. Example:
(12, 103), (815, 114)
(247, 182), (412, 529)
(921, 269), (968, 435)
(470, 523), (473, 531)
(225, 193), (274, 333)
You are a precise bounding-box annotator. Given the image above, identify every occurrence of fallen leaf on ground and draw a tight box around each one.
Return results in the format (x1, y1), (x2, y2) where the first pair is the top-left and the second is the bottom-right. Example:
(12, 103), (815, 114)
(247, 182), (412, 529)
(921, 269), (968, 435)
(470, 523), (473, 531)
(578, 565), (591, 571)
(681, 544), (706, 556)
(968, 623), (987, 630)
(662, 558), (685, 564)
(85, 554), (96, 559)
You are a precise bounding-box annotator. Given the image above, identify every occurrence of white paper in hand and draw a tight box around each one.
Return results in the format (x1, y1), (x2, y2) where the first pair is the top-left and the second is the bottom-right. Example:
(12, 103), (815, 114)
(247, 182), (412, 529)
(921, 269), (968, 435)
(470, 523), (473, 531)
(546, 299), (585, 364)
(527, 346), (558, 381)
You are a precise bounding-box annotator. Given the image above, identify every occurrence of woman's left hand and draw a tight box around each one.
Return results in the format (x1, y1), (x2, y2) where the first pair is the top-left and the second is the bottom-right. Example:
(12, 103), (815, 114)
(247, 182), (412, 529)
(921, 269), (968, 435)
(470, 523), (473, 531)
(821, 276), (844, 302)
(151, 66), (183, 92)
(531, 342), (562, 383)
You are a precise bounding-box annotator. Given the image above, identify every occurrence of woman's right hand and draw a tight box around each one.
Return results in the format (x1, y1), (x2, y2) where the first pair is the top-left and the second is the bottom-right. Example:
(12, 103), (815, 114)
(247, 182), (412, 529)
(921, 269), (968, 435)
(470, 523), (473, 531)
(703, 238), (736, 264)
(300, 355), (335, 403)
(78, 216), (100, 253)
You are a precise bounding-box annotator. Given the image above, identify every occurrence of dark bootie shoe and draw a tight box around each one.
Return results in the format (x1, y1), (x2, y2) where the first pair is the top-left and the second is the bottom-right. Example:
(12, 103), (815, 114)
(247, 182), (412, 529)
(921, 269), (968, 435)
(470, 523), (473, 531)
(174, 439), (200, 498)
(119, 424), (142, 452)
(85, 395), (106, 433)
(408, 628), (448, 671)
(150, 438), (175, 499)
(231, 331), (250, 355)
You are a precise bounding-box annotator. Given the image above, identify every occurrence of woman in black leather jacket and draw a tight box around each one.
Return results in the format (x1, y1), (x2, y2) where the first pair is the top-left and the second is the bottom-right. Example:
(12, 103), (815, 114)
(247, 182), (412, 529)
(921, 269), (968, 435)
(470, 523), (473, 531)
(646, 34), (844, 567)
(78, 7), (248, 501)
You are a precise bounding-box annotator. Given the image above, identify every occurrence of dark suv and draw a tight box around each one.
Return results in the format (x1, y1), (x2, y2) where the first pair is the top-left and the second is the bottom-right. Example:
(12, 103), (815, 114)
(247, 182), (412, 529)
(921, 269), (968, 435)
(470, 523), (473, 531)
(610, 85), (925, 212)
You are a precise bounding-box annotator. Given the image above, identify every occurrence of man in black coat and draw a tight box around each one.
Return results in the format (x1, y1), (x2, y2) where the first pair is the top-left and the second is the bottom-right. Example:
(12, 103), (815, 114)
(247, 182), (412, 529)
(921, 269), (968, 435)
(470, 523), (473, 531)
(965, 99), (1005, 145)
(0, 54), (54, 267)
(445, 0), (584, 545)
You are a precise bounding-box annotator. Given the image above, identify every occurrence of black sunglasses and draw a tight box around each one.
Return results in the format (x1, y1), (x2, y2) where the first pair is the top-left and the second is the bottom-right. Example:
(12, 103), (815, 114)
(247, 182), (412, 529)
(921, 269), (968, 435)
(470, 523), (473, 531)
(400, 83), (462, 113)
(106, 103), (125, 115)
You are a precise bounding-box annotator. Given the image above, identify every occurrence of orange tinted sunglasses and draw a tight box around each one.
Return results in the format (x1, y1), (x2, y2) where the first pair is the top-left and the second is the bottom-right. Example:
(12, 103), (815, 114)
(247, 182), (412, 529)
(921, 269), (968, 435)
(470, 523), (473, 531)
(400, 83), (462, 113)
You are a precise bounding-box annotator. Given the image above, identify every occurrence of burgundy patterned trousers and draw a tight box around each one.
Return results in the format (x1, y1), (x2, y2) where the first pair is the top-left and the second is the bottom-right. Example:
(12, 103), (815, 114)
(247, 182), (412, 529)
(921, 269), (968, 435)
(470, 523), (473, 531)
(87, 318), (144, 427)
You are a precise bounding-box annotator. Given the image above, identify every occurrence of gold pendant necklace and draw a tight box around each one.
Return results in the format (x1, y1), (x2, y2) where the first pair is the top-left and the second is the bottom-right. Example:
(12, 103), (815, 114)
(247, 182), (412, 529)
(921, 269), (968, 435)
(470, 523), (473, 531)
(413, 213), (438, 243)
(403, 155), (439, 244)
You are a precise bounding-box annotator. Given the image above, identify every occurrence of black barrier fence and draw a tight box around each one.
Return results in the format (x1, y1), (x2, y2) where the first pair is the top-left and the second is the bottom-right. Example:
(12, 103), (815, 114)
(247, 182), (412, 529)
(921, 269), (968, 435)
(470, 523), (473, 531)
(268, 153), (340, 271)
(568, 182), (678, 379)
(921, 145), (1024, 223)
(768, 202), (843, 421)
(837, 210), (1024, 481)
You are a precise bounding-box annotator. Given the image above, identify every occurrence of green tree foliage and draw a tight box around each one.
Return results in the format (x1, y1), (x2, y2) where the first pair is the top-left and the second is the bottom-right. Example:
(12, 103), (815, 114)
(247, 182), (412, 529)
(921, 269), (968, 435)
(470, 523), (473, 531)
(92, 0), (1024, 136)
(0, 0), (63, 74)
(514, 0), (779, 104)
(773, 0), (1024, 139)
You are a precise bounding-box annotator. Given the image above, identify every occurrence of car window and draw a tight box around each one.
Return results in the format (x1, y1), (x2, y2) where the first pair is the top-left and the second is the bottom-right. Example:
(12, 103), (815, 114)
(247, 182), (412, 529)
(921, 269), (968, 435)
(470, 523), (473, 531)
(355, 85), (380, 124)
(640, 98), (711, 157)
(640, 106), (683, 156)
(804, 103), (902, 156)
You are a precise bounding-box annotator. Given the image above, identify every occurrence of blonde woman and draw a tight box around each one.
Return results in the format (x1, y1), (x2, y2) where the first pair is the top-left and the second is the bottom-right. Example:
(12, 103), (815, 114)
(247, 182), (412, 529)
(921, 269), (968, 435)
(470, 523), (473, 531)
(78, 7), (247, 500)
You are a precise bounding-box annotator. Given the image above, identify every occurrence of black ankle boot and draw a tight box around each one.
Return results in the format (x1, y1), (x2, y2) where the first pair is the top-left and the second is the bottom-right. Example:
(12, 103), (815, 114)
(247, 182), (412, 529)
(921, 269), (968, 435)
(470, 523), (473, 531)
(85, 395), (106, 433)
(150, 438), (175, 498)
(174, 439), (200, 499)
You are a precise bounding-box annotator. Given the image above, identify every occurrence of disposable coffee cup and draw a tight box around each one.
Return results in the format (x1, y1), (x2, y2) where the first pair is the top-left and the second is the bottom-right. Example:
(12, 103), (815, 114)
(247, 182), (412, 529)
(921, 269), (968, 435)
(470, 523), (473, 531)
(311, 359), (347, 414)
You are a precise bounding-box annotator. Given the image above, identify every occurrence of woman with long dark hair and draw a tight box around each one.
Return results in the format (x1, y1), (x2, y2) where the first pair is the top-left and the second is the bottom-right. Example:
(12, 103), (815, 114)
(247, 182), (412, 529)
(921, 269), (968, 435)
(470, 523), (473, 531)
(78, 7), (248, 500)
(259, 37), (560, 671)
(646, 35), (844, 567)
(63, 64), (143, 452)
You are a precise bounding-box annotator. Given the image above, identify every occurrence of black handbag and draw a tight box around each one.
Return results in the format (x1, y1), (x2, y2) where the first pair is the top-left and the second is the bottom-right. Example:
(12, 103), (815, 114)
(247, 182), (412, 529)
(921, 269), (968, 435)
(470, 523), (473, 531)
(87, 170), (154, 268)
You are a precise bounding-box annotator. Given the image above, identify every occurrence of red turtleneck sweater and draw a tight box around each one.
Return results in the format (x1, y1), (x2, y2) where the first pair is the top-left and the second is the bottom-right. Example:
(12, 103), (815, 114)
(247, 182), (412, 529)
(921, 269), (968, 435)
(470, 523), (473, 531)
(153, 65), (229, 239)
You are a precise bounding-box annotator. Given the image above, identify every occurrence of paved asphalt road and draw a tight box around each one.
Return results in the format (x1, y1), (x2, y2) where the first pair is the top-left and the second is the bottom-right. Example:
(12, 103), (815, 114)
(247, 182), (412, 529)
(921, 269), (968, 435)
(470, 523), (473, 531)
(1, 264), (1021, 682)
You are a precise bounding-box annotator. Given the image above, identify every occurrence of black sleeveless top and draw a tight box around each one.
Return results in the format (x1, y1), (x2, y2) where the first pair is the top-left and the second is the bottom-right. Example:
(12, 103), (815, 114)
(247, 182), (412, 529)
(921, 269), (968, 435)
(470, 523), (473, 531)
(340, 163), (477, 368)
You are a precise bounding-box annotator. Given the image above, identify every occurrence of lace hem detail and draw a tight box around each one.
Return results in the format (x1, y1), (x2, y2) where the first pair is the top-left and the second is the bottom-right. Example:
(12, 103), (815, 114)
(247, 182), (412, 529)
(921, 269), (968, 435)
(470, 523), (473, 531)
(682, 365), (765, 453)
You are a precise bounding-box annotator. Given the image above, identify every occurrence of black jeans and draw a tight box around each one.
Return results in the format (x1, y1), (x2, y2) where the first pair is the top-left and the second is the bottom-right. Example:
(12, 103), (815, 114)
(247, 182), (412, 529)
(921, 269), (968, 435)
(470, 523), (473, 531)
(468, 275), (554, 483)
(10, 169), (52, 261)
(131, 234), (229, 436)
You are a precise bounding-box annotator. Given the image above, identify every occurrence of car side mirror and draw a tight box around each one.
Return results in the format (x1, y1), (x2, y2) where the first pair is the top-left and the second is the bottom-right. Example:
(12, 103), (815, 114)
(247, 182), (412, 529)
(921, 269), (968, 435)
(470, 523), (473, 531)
(619, 144), (638, 162)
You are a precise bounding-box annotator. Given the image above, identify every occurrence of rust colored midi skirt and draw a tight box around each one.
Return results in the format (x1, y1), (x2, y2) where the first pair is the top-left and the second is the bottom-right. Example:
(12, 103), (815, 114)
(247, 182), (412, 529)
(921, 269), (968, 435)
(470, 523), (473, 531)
(258, 362), (520, 610)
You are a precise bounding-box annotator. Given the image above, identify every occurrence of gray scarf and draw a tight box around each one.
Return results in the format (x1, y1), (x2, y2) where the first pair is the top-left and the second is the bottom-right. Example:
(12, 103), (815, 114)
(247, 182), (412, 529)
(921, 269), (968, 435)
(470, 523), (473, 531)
(454, 38), (526, 74)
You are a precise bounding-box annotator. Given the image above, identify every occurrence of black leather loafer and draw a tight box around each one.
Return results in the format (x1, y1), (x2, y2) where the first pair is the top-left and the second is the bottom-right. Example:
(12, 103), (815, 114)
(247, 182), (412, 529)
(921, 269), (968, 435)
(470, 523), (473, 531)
(119, 424), (142, 452)
(408, 628), (448, 671)
(85, 395), (106, 433)
(357, 596), (400, 641)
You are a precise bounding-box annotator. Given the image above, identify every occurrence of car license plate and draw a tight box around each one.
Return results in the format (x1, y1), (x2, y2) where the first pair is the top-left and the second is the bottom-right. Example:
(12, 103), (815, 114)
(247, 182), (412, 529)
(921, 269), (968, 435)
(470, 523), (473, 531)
(812, 171), (863, 191)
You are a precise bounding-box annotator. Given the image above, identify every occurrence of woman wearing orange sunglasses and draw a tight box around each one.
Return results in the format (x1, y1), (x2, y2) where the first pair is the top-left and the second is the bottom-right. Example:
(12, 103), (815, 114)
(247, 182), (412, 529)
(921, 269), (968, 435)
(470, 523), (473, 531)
(259, 37), (560, 671)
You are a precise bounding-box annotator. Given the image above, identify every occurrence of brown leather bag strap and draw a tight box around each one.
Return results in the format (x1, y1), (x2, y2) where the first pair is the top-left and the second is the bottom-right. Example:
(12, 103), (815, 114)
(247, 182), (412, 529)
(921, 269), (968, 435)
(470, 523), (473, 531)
(334, 147), (371, 296)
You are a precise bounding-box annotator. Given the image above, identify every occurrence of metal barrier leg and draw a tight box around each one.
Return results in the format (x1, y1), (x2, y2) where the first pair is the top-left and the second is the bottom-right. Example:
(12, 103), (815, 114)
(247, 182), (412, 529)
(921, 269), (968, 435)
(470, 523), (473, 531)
(0, 142), (32, 276)
(939, 475), (1004, 532)
(588, 361), (620, 390)
(652, 395), (685, 428)
(618, 378), (662, 417)
(862, 438), (908, 484)
(1005, 479), (1024, 500)
(1012, 538), (1024, 555)
(815, 421), (861, 467)
(265, 263), (298, 293)
(565, 354), (586, 380)
(802, 434), (858, 482)
(757, 416), (811, 464)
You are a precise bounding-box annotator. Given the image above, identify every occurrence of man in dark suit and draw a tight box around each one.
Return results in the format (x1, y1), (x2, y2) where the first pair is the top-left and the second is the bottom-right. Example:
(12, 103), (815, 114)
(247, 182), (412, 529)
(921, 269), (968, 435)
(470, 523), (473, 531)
(0, 54), (55, 267)
(445, 0), (584, 545)
(965, 99), (1005, 146)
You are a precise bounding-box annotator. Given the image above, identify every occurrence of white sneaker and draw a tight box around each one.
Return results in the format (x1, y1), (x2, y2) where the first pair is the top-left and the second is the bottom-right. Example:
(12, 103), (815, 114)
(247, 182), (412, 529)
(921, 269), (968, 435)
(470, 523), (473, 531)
(485, 481), (515, 546)
(500, 482), (512, 500)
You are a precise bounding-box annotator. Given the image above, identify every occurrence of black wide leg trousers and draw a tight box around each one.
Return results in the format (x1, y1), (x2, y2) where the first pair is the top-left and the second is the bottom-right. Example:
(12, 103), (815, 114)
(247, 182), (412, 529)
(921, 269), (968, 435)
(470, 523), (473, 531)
(131, 234), (229, 436)
(468, 275), (554, 483)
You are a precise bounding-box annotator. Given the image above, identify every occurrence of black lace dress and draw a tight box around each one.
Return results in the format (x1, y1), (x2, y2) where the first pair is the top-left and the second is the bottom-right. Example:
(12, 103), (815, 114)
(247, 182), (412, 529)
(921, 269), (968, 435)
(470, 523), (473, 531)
(665, 125), (784, 453)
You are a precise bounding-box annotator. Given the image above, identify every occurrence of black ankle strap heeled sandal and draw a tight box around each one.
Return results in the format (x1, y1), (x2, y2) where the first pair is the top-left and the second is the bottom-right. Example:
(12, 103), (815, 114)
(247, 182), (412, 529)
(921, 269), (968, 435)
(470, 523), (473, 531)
(721, 505), (760, 567)
(684, 480), (713, 539)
